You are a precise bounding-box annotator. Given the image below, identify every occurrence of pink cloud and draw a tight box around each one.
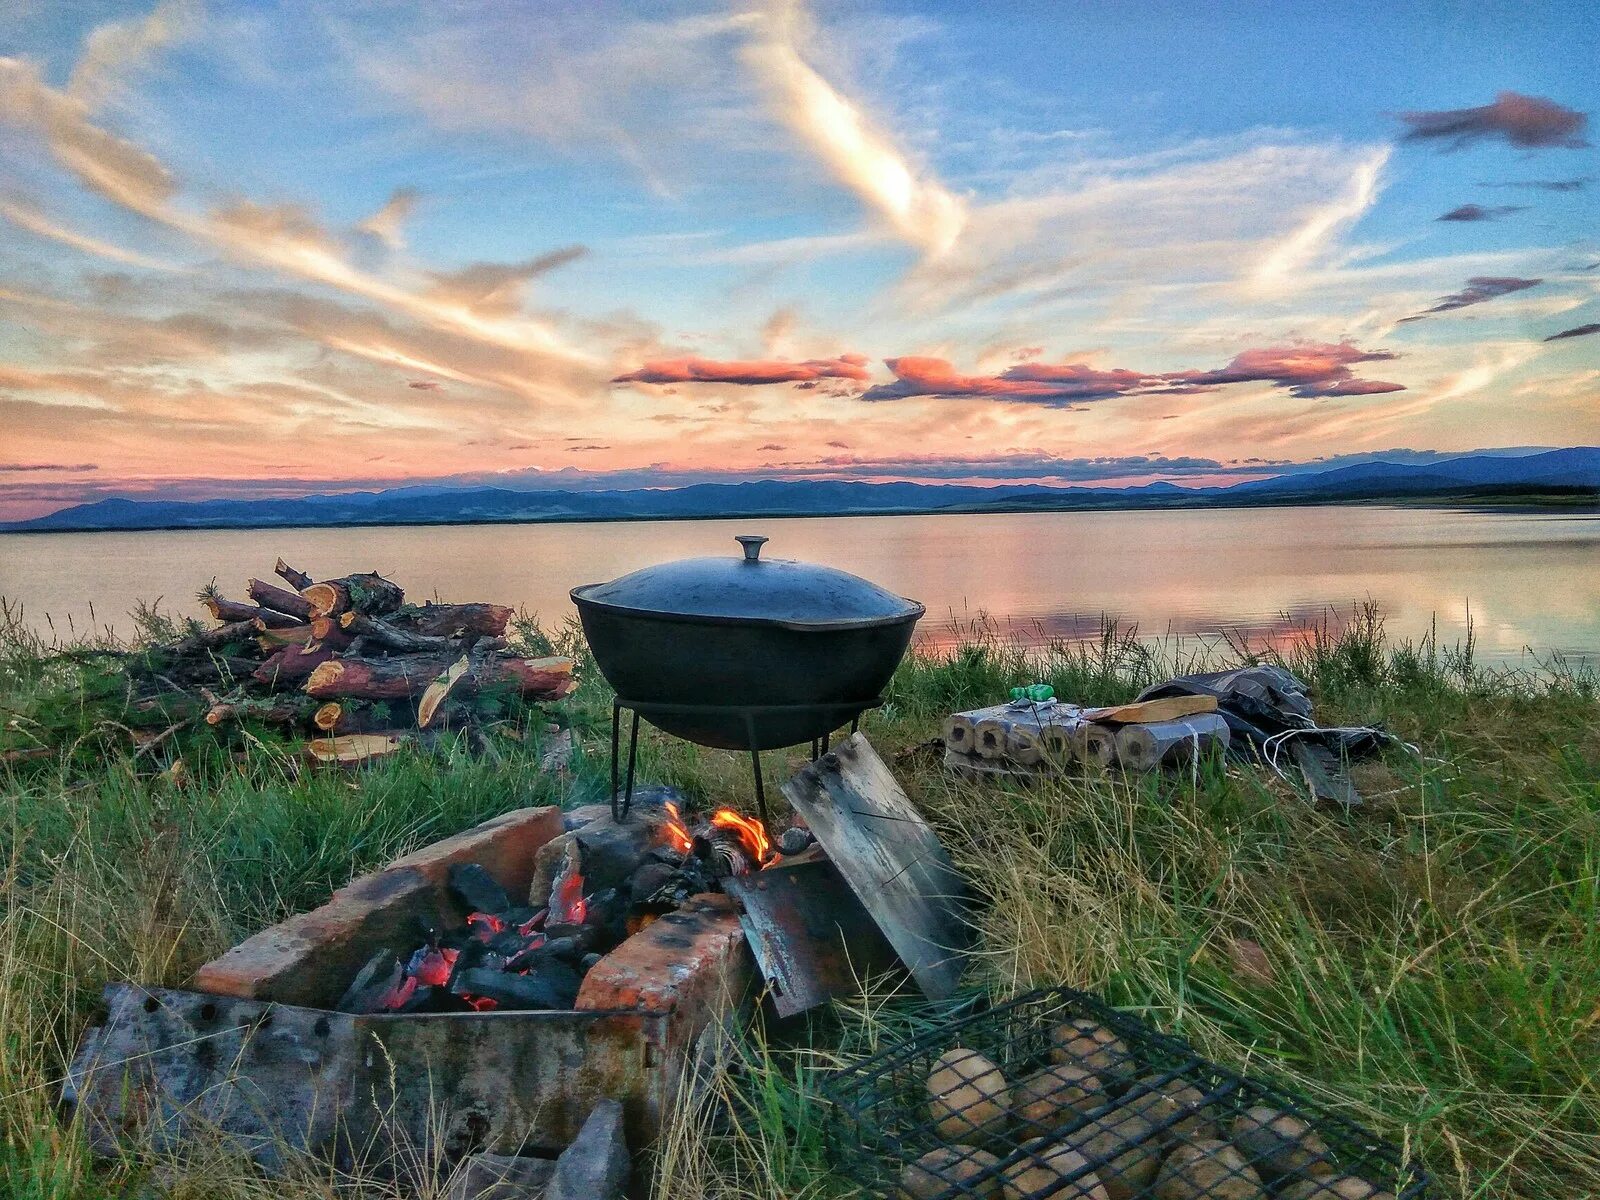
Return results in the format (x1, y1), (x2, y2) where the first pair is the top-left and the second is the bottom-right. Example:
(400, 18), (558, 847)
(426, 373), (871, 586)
(862, 341), (1403, 405)
(1176, 342), (1405, 398)
(612, 353), (870, 386)
(1399, 92), (1589, 150)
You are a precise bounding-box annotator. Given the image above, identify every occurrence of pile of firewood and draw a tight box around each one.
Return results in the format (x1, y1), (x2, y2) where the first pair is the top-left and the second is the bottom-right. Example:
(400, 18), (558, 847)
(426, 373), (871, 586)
(127, 558), (574, 763)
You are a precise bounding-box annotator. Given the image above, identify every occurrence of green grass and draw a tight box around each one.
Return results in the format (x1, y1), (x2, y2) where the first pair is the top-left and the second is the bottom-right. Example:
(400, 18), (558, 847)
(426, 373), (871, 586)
(1, 601), (1596, 1198)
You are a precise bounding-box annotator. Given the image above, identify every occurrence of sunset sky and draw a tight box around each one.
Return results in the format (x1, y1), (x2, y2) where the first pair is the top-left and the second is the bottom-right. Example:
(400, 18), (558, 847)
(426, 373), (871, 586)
(1, 0), (1596, 521)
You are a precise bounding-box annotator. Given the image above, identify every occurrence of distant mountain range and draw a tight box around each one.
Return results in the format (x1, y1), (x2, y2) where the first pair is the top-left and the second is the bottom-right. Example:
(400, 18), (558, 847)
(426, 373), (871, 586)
(6, 448), (1597, 533)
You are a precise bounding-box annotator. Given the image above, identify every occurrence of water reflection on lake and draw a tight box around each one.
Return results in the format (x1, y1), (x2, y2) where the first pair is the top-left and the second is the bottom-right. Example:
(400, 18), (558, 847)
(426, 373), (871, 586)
(1, 505), (1596, 666)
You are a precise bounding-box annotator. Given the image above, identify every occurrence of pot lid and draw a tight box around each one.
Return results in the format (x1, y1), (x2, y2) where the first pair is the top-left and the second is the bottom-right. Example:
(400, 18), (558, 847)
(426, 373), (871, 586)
(571, 535), (924, 629)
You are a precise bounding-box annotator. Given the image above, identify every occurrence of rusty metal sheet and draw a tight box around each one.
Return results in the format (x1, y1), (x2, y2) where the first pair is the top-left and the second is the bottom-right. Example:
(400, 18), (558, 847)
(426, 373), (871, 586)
(64, 985), (683, 1167)
(63, 984), (365, 1173)
(723, 855), (896, 1017)
(362, 1007), (670, 1154)
(781, 733), (972, 999)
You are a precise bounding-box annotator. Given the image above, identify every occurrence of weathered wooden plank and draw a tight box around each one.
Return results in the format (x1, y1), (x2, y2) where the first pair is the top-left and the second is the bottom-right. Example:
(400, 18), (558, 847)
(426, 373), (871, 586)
(1081, 695), (1219, 725)
(781, 733), (971, 1000)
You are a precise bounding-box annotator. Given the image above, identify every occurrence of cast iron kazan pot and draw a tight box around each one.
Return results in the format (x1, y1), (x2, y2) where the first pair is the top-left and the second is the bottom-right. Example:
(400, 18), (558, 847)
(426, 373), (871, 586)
(571, 535), (924, 751)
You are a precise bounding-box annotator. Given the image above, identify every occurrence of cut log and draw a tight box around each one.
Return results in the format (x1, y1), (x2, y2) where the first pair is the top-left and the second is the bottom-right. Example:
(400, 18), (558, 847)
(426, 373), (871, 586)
(254, 620), (316, 647)
(252, 643), (337, 687)
(247, 578), (315, 621)
(337, 612), (456, 655)
(206, 695), (318, 727)
(973, 715), (1009, 760)
(1114, 713), (1230, 772)
(203, 596), (299, 629)
(306, 615), (354, 653)
(312, 700), (401, 735)
(274, 558), (314, 591)
(304, 653), (574, 703)
(306, 733), (408, 765)
(173, 620), (258, 654)
(417, 654), (472, 729)
(301, 573), (404, 619)
(387, 602), (512, 639)
(304, 654), (456, 700)
(488, 655), (576, 699)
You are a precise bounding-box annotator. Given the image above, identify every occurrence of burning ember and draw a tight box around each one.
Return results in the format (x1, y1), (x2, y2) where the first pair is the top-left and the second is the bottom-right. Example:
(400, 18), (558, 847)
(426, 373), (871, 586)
(661, 802), (694, 854)
(711, 808), (773, 865)
(343, 800), (795, 1017)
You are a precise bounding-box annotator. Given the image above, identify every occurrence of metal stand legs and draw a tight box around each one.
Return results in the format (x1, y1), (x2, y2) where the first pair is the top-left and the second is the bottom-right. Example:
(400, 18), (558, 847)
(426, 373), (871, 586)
(607, 698), (879, 824)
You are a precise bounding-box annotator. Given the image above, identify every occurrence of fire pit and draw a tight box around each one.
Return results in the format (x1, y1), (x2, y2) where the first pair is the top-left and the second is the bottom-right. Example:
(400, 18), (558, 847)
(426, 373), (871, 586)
(63, 798), (764, 1171)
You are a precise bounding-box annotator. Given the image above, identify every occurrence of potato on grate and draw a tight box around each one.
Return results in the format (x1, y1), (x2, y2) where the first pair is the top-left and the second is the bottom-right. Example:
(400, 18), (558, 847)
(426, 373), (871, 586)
(1122, 1075), (1218, 1142)
(899, 1145), (1001, 1199)
(927, 1048), (1012, 1144)
(1002, 1143), (1109, 1200)
(1050, 1020), (1133, 1080)
(1228, 1106), (1333, 1179)
(1277, 1176), (1396, 1200)
(1011, 1063), (1106, 1133)
(1154, 1138), (1268, 1200)
(1061, 1107), (1162, 1200)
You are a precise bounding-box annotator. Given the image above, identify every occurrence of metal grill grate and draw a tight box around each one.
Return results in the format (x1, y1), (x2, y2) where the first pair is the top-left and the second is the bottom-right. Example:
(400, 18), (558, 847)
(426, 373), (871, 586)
(821, 986), (1429, 1200)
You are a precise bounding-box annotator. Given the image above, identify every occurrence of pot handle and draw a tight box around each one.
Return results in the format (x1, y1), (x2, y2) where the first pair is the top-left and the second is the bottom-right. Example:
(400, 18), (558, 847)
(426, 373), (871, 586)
(735, 534), (768, 562)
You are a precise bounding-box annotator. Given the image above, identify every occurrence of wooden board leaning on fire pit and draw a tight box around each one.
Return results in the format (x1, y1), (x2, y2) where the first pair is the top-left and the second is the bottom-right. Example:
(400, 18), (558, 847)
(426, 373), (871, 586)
(781, 734), (971, 1000)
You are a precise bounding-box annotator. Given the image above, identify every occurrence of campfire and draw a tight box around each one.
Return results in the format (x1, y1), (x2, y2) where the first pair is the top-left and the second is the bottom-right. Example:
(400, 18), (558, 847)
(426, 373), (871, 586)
(344, 799), (796, 1016)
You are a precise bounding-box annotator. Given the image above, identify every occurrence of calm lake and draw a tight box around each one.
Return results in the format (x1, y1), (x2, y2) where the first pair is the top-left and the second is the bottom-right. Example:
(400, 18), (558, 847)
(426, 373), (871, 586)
(2, 506), (1597, 667)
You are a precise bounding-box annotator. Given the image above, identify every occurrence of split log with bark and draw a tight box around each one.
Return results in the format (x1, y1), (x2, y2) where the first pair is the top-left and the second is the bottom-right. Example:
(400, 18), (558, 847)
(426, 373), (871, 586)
(302, 573), (405, 619)
(304, 653), (573, 703)
(246, 578), (315, 621)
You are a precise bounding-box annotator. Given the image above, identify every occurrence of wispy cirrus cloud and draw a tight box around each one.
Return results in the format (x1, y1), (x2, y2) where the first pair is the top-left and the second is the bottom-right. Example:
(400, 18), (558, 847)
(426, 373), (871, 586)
(0, 198), (179, 270)
(1398, 92), (1589, 150)
(67, 0), (198, 111)
(1400, 276), (1543, 321)
(1437, 203), (1524, 222)
(613, 353), (870, 386)
(739, 0), (966, 257)
(861, 341), (1403, 405)
(0, 53), (601, 372)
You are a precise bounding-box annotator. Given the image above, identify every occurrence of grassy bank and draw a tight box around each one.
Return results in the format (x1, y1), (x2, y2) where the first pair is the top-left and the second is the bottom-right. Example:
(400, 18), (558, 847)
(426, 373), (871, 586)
(1, 604), (1596, 1198)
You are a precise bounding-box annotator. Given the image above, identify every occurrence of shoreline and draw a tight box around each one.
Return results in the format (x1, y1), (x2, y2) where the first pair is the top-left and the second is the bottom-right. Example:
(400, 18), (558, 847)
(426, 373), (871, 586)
(3, 490), (1595, 538)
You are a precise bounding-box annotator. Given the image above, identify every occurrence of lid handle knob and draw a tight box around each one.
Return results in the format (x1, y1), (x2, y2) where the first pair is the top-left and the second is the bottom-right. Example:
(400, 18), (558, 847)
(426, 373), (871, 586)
(736, 534), (768, 562)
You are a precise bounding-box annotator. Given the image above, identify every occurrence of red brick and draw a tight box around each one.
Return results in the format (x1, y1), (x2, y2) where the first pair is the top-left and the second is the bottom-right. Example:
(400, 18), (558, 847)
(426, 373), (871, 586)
(385, 804), (564, 902)
(194, 867), (434, 1007)
(575, 894), (756, 1016)
(195, 805), (564, 1007)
